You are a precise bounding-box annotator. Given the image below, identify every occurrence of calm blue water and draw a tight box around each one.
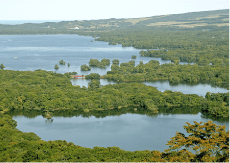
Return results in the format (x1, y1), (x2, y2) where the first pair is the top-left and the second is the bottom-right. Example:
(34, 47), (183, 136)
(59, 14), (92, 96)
(13, 113), (229, 152)
(0, 34), (165, 74)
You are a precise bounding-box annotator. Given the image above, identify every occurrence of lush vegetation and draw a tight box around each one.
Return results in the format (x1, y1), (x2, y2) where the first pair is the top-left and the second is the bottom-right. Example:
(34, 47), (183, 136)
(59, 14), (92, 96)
(85, 73), (100, 80)
(0, 114), (228, 162)
(89, 58), (110, 68)
(88, 80), (100, 89)
(131, 55), (137, 59)
(0, 63), (5, 69)
(54, 64), (59, 70)
(112, 59), (119, 65)
(0, 69), (228, 119)
(59, 60), (66, 65)
(105, 60), (228, 89)
(80, 64), (91, 71)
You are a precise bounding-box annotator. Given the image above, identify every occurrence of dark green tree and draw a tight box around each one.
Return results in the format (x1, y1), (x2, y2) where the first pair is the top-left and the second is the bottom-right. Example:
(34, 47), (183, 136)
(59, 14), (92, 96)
(88, 80), (100, 89)
(59, 60), (66, 65)
(0, 63), (5, 69)
(112, 59), (119, 65)
(131, 55), (137, 59)
(81, 64), (91, 71)
(54, 64), (59, 70)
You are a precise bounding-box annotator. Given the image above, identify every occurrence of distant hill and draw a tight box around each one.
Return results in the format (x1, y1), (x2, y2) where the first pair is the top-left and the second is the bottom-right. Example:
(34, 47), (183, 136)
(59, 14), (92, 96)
(0, 9), (228, 34)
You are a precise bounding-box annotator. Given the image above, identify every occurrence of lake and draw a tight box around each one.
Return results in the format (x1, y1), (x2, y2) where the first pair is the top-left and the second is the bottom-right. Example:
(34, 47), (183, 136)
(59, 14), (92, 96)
(0, 34), (196, 75)
(0, 34), (171, 75)
(13, 113), (229, 152)
(2, 34), (228, 152)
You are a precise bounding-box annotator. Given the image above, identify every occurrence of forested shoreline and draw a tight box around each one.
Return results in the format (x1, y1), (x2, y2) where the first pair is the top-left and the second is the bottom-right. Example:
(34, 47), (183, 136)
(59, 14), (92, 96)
(103, 59), (229, 89)
(0, 69), (228, 119)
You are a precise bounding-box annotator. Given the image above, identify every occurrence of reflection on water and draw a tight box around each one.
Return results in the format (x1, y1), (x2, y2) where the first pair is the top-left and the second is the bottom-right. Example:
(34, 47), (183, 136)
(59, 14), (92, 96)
(45, 118), (54, 124)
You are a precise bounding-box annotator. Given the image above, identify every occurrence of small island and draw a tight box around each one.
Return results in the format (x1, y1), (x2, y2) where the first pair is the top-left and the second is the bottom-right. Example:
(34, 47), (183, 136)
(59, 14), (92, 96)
(131, 55), (137, 59)
(81, 64), (91, 71)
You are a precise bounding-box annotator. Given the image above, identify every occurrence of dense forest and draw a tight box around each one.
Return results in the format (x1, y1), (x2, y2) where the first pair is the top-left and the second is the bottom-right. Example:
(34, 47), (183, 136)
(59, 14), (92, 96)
(0, 69), (228, 119)
(0, 9), (229, 162)
(103, 59), (229, 88)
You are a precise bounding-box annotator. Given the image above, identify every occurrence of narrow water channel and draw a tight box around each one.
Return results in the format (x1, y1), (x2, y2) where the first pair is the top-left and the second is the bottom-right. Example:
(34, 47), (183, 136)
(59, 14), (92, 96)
(71, 79), (229, 97)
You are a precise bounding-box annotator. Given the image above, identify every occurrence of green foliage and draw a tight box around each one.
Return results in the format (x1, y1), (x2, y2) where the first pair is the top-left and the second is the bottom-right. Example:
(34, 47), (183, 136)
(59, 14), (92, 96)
(54, 64), (59, 70)
(201, 92), (229, 118)
(66, 71), (77, 75)
(0, 69), (227, 118)
(89, 58), (101, 67)
(131, 55), (137, 59)
(88, 80), (100, 89)
(80, 64), (91, 71)
(67, 63), (70, 67)
(164, 121), (229, 162)
(112, 59), (119, 65)
(0, 64), (5, 69)
(59, 60), (66, 65)
(85, 73), (100, 80)
(101, 59), (110, 65)
(110, 64), (119, 71)
(89, 58), (110, 68)
(104, 60), (229, 89)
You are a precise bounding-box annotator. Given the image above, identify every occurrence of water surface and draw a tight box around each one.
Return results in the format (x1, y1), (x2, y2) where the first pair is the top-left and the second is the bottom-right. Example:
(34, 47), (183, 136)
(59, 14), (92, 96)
(13, 113), (229, 152)
(0, 34), (160, 75)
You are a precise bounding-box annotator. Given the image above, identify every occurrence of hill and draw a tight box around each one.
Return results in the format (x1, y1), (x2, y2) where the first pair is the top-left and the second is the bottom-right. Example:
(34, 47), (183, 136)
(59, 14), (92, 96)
(0, 9), (228, 34)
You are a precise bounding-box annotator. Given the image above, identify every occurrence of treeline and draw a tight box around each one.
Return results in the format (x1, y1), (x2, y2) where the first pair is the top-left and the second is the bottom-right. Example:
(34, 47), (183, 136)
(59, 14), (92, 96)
(140, 49), (229, 66)
(76, 25), (229, 67)
(0, 69), (228, 118)
(8, 106), (201, 120)
(0, 114), (228, 162)
(0, 9), (228, 34)
(81, 59), (118, 71)
(104, 60), (229, 89)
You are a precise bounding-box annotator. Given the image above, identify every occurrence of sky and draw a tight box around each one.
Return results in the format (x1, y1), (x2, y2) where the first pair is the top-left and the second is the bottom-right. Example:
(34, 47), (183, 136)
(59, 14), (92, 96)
(0, 0), (229, 20)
